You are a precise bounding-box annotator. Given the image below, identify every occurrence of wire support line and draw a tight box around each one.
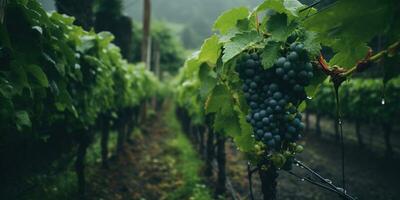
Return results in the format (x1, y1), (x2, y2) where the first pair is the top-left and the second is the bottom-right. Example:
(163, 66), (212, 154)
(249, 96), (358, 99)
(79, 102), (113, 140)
(290, 159), (357, 200)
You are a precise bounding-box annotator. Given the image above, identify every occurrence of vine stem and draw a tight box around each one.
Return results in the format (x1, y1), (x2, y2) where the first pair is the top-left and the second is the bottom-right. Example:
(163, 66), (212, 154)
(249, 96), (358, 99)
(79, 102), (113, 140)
(317, 40), (400, 83)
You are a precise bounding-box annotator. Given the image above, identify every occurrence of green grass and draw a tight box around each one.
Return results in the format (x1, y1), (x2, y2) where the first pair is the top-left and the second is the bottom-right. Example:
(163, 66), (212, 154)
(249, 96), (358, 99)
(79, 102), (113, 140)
(164, 105), (213, 200)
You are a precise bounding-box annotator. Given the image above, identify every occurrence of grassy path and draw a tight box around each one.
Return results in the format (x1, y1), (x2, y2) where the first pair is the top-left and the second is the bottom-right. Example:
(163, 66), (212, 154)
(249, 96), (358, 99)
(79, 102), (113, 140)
(86, 104), (212, 200)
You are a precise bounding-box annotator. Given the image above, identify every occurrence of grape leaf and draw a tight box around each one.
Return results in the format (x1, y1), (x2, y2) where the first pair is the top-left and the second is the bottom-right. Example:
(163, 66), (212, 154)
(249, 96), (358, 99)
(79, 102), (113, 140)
(267, 13), (296, 42)
(256, 0), (304, 17)
(298, 101), (306, 112)
(205, 84), (233, 115)
(222, 31), (262, 63)
(219, 29), (240, 43)
(213, 110), (240, 137)
(26, 64), (49, 87)
(15, 110), (31, 130)
(302, 31), (321, 57)
(261, 41), (281, 69)
(198, 35), (222, 67)
(329, 42), (369, 67)
(0, 77), (14, 98)
(237, 18), (251, 32)
(213, 7), (250, 34)
(303, 0), (396, 67)
(233, 109), (255, 152)
(304, 0), (394, 44)
(10, 61), (30, 94)
(198, 64), (217, 99)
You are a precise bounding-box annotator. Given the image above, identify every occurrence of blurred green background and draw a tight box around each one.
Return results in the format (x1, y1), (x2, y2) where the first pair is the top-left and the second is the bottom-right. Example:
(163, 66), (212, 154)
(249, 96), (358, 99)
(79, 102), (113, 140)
(38, 0), (263, 49)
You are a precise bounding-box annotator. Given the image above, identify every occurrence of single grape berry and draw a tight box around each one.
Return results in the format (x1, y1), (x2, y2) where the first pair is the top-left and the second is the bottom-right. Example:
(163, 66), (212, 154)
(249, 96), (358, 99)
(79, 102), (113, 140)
(288, 51), (298, 61)
(276, 67), (284, 76)
(275, 57), (286, 67)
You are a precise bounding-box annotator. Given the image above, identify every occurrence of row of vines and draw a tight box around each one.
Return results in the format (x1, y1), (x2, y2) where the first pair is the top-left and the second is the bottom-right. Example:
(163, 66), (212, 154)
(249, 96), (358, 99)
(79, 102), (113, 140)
(306, 78), (400, 156)
(0, 0), (163, 198)
(173, 0), (399, 199)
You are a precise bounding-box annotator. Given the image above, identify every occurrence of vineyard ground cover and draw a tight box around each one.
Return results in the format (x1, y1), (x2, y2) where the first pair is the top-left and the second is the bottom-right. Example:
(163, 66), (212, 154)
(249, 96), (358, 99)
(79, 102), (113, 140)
(223, 133), (400, 200)
(85, 103), (212, 200)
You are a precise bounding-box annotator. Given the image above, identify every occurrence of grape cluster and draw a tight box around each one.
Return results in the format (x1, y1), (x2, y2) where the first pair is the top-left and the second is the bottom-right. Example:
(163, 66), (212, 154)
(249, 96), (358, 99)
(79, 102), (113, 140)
(236, 42), (313, 152)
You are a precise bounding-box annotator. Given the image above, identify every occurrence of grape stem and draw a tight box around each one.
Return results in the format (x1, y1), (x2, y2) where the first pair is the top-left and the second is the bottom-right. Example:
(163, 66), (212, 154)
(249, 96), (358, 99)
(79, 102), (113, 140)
(316, 40), (400, 86)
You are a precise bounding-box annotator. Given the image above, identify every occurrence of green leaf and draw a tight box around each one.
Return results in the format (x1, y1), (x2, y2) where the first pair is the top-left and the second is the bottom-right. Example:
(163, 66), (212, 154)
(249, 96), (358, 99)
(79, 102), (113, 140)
(222, 31), (262, 63)
(213, 110), (241, 137)
(303, 0), (394, 44)
(213, 7), (250, 34)
(205, 84), (232, 115)
(237, 18), (251, 31)
(198, 64), (217, 99)
(219, 29), (240, 43)
(77, 35), (96, 52)
(32, 26), (43, 35)
(282, 0), (303, 16)
(261, 41), (281, 69)
(55, 88), (73, 112)
(233, 110), (255, 152)
(26, 64), (49, 87)
(267, 13), (296, 42)
(298, 101), (306, 112)
(15, 110), (31, 130)
(303, 0), (396, 67)
(329, 42), (369, 68)
(42, 53), (56, 68)
(198, 35), (222, 66)
(10, 61), (30, 93)
(16, 0), (29, 6)
(302, 31), (321, 56)
(256, 0), (303, 17)
(0, 78), (14, 98)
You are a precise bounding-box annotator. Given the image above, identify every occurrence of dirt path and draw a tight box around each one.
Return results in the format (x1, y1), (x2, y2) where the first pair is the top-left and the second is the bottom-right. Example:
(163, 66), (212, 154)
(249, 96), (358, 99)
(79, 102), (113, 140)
(85, 106), (211, 200)
(86, 115), (176, 200)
